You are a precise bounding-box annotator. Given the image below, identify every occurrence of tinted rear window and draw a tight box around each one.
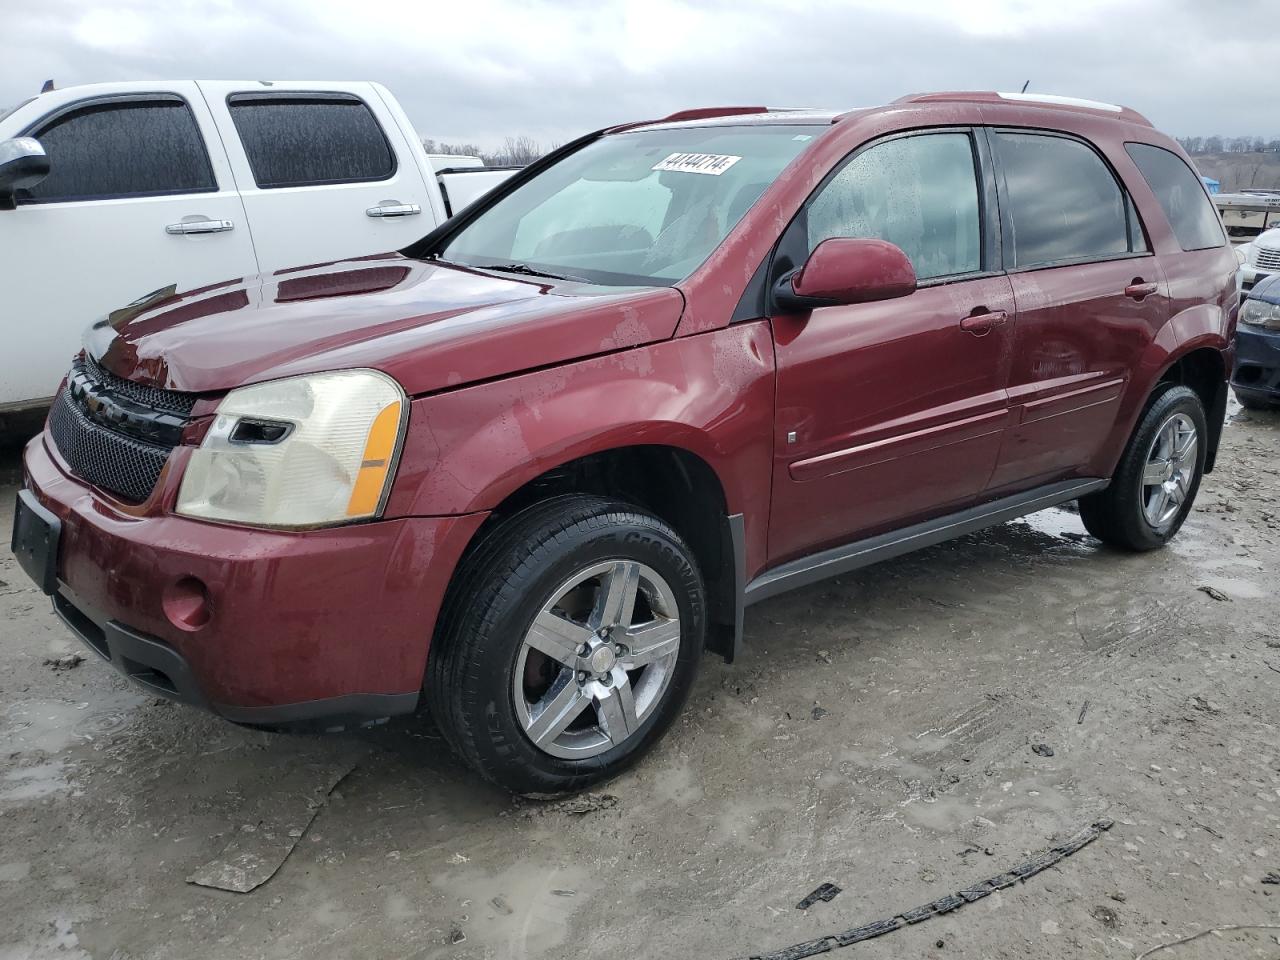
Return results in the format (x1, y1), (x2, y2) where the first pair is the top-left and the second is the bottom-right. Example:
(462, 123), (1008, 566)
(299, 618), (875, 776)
(228, 93), (395, 189)
(993, 131), (1138, 268)
(1125, 143), (1226, 251)
(21, 99), (214, 203)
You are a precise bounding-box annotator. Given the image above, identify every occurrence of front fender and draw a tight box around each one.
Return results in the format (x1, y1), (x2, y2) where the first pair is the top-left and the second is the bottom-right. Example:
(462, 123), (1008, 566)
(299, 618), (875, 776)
(383, 322), (777, 574)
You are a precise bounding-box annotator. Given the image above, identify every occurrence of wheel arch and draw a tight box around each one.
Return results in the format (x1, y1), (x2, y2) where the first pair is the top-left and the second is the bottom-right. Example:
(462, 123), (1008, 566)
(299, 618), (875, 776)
(1153, 343), (1228, 474)
(1111, 300), (1230, 478)
(443, 443), (746, 663)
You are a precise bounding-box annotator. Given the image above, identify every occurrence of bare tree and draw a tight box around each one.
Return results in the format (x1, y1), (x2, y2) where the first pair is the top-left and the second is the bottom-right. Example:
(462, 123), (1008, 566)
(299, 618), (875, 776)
(421, 138), (486, 157)
(491, 136), (545, 166)
(421, 135), (551, 168)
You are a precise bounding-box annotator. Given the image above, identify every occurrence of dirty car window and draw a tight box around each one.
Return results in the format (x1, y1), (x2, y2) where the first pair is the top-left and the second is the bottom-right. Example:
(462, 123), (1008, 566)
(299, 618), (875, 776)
(439, 125), (822, 286)
(806, 133), (982, 281)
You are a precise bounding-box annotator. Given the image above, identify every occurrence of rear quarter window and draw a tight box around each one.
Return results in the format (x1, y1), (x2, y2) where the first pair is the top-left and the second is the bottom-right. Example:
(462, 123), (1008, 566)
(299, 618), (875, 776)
(227, 93), (395, 189)
(1125, 143), (1226, 251)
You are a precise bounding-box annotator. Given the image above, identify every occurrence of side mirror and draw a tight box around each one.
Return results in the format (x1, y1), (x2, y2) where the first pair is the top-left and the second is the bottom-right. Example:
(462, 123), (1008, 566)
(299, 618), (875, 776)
(775, 237), (917, 311)
(0, 138), (50, 211)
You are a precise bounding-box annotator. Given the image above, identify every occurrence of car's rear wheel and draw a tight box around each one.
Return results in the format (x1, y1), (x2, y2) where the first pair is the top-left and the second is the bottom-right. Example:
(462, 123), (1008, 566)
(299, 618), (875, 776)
(427, 495), (704, 795)
(1079, 384), (1208, 551)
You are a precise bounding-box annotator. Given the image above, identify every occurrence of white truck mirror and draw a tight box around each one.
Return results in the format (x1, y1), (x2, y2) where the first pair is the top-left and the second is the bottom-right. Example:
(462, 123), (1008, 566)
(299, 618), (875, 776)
(0, 137), (50, 210)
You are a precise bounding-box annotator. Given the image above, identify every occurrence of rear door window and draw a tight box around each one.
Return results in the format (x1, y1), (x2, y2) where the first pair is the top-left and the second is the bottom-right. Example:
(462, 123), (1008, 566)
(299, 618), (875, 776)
(804, 132), (982, 281)
(992, 131), (1141, 268)
(227, 93), (395, 189)
(1125, 143), (1226, 251)
(20, 98), (215, 203)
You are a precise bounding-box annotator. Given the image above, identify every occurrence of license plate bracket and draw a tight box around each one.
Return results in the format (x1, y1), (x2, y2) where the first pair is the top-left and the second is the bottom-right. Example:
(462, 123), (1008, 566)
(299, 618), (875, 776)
(11, 488), (61, 595)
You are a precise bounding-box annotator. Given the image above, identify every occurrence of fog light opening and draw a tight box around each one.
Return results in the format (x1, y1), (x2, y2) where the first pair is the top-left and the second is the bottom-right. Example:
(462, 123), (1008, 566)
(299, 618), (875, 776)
(162, 577), (213, 631)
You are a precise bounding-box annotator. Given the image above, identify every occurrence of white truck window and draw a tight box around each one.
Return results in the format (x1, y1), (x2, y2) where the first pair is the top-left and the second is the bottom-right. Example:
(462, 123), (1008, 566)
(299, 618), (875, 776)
(226, 93), (395, 189)
(19, 97), (215, 204)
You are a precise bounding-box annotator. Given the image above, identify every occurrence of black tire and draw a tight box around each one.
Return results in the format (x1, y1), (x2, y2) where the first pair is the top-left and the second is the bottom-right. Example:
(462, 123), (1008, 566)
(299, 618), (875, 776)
(1234, 389), (1273, 411)
(1078, 384), (1208, 551)
(427, 495), (705, 795)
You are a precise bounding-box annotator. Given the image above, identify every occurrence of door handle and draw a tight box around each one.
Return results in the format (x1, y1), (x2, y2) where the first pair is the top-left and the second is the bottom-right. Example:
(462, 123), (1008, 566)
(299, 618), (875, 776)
(165, 217), (234, 236)
(959, 310), (1008, 337)
(366, 201), (422, 218)
(1124, 280), (1158, 300)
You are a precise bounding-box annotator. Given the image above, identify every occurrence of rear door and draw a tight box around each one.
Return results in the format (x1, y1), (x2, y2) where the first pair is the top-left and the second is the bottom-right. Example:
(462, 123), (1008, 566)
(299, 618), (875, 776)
(984, 129), (1167, 490)
(199, 82), (435, 272)
(0, 86), (258, 408)
(768, 129), (1016, 564)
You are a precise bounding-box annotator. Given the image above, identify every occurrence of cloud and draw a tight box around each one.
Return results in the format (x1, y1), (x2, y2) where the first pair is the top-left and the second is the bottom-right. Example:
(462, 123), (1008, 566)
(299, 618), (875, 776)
(2, 0), (1273, 148)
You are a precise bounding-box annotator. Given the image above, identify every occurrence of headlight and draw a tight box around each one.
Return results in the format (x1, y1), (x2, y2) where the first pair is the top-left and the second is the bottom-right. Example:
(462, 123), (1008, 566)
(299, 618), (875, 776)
(1239, 297), (1280, 331)
(176, 369), (406, 529)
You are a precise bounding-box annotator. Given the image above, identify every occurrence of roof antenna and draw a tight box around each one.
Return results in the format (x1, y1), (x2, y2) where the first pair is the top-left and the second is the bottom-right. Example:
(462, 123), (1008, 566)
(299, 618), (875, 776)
(1020, 80), (1030, 93)
(40, 79), (55, 93)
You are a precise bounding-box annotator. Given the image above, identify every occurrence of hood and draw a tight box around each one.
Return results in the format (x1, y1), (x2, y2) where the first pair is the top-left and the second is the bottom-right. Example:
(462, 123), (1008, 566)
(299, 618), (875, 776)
(1250, 271), (1280, 304)
(84, 254), (685, 395)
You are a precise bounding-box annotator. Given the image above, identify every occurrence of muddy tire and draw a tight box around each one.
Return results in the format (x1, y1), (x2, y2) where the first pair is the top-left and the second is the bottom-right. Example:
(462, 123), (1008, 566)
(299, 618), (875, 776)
(427, 495), (705, 795)
(1079, 385), (1207, 551)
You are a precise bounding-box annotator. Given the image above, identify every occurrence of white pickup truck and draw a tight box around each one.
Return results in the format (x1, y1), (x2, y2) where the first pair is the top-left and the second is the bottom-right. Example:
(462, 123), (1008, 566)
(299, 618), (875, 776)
(0, 80), (517, 421)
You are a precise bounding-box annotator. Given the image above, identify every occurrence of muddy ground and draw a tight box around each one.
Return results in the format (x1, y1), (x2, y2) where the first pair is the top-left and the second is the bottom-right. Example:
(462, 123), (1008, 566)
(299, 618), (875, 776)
(2, 405), (1279, 960)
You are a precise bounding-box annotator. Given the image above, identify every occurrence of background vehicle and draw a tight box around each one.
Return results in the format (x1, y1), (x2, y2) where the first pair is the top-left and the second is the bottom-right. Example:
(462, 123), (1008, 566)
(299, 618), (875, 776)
(1215, 190), (1280, 239)
(13, 93), (1235, 794)
(1238, 224), (1280, 298)
(1232, 273), (1280, 409)
(0, 80), (516, 422)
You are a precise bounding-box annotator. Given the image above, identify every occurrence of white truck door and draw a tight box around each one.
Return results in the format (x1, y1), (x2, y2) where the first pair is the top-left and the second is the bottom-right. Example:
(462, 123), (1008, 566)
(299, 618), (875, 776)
(0, 84), (258, 408)
(199, 81), (440, 273)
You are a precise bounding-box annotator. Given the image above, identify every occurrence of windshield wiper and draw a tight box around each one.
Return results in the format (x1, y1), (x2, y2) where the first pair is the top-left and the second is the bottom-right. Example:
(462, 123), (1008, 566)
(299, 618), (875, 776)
(485, 262), (590, 283)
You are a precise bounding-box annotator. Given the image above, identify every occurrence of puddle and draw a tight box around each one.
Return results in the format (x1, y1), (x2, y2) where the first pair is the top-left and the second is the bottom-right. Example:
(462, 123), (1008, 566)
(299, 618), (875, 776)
(1016, 505), (1090, 540)
(0, 691), (145, 755)
(0, 760), (71, 801)
(0, 861), (32, 882)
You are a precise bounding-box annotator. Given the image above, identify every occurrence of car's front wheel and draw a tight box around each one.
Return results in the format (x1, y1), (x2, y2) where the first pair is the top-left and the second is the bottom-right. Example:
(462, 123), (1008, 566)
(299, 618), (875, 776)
(427, 495), (704, 795)
(1079, 384), (1208, 550)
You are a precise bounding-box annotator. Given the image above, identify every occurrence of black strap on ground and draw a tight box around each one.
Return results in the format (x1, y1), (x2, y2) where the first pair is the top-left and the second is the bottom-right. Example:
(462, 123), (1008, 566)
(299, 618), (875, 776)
(736, 818), (1114, 960)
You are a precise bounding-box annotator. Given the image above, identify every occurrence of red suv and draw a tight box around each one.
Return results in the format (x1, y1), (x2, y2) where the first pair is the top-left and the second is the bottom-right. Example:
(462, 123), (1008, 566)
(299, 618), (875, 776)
(12, 92), (1236, 793)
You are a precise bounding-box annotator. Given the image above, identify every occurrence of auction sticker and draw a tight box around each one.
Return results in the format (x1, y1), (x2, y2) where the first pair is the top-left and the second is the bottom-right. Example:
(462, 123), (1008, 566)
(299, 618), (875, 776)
(652, 152), (742, 175)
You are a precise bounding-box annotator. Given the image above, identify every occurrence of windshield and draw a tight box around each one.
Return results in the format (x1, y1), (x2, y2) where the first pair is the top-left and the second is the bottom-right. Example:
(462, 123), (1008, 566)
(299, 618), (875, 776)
(437, 124), (824, 286)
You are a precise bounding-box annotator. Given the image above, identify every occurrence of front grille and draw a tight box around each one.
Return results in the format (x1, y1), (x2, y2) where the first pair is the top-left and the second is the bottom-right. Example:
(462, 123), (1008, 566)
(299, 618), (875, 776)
(48, 355), (196, 503)
(1253, 244), (1280, 271)
(81, 353), (197, 416)
(49, 390), (172, 503)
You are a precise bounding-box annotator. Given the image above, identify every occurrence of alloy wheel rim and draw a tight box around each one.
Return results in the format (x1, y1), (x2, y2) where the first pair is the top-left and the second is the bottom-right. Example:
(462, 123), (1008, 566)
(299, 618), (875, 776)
(1141, 412), (1198, 531)
(512, 559), (681, 760)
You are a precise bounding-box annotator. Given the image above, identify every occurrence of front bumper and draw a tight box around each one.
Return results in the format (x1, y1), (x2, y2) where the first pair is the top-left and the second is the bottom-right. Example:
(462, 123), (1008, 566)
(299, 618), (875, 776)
(1241, 263), (1274, 298)
(18, 434), (486, 725)
(1231, 323), (1280, 403)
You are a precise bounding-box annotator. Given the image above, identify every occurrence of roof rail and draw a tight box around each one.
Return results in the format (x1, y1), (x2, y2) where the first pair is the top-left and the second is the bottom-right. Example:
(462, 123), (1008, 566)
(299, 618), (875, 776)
(654, 106), (770, 124)
(606, 106), (773, 136)
(890, 91), (1153, 127)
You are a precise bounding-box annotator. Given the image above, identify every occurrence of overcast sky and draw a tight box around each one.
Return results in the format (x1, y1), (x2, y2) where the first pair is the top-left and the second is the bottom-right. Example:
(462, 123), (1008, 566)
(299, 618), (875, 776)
(3, 0), (1273, 150)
